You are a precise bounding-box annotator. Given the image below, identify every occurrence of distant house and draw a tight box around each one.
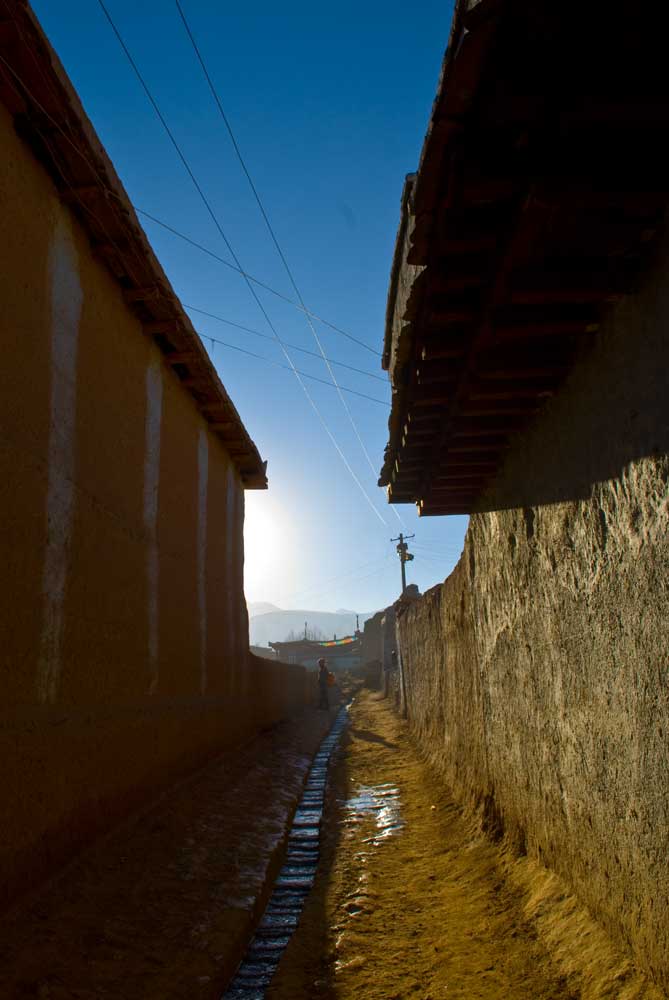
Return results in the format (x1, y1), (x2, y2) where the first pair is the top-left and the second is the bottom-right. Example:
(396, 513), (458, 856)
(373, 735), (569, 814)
(250, 645), (277, 660)
(270, 635), (362, 672)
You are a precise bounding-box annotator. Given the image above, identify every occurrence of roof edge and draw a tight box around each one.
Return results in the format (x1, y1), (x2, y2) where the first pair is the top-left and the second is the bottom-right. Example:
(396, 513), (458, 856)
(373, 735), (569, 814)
(382, 174), (416, 370)
(0, 0), (267, 488)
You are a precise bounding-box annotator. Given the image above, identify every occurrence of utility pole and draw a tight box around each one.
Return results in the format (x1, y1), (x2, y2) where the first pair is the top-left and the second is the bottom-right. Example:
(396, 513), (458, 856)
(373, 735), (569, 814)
(391, 533), (415, 594)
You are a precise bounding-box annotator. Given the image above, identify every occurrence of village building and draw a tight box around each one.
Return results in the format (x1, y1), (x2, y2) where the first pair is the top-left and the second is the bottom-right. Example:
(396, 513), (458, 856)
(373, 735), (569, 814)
(0, 0), (310, 910)
(269, 634), (362, 672)
(380, 0), (669, 990)
(249, 644), (278, 660)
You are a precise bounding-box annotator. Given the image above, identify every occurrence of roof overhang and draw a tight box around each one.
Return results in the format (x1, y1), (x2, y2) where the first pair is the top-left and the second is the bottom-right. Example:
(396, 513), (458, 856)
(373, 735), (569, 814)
(380, 0), (669, 515)
(0, 1), (267, 488)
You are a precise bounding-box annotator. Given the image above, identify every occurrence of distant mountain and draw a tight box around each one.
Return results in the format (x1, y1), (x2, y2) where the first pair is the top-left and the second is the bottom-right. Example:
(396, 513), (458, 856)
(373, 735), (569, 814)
(247, 601), (281, 617)
(248, 607), (376, 648)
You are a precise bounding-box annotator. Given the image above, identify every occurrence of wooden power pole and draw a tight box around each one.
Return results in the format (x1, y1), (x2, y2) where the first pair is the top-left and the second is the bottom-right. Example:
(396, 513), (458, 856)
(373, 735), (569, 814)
(391, 533), (415, 593)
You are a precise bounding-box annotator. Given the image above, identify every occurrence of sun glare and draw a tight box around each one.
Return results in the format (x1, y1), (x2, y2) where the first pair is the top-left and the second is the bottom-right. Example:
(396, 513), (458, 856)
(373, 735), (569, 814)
(243, 492), (295, 604)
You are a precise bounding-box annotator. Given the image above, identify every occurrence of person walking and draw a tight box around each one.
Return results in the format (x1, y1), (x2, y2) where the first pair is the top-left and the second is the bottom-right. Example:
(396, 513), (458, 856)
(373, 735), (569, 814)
(317, 658), (330, 710)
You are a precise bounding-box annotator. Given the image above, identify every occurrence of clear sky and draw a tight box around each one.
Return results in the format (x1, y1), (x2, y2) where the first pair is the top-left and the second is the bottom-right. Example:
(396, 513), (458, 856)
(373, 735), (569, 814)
(33, 0), (466, 614)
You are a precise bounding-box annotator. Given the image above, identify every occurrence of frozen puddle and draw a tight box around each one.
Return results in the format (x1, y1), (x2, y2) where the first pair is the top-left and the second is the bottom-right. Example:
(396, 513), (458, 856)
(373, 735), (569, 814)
(344, 783), (404, 845)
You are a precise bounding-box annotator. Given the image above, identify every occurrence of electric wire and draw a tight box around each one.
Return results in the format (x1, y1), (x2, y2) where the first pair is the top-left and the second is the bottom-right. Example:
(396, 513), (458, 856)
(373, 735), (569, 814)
(0, 47), (381, 359)
(97, 0), (389, 527)
(0, 45), (391, 521)
(206, 336), (390, 405)
(174, 0), (404, 525)
(279, 553), (394, 605)
(278, 553), (396, 608)
(183, 304), (386, 381)
(0, 48), (383, 410)
(136, 208), (379, 356)
(0, 49), (383, 406)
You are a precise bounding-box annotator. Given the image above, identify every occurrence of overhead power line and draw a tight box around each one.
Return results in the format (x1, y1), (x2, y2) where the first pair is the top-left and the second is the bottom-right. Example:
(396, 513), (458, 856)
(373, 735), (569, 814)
(98, 0), (389, 527)
(279, 553), (396, 607)
(205, 335), (390, 405)
(0, 50), (383, 406)
(135, 207), (380, 356)
(0, 50), (380, 360)
(175, 0), (401, 524)
(183, 304), (385, 381)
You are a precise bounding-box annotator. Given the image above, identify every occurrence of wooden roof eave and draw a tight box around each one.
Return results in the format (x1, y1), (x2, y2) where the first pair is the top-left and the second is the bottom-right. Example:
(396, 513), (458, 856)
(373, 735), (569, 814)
(0, 0), (267, 490)
(379, 0), (502, 492)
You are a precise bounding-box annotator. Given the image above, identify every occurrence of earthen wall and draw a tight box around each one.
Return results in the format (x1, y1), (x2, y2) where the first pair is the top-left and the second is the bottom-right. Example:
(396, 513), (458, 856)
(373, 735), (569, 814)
(0, 105), (307, 909)
(397, 232), (669, 987)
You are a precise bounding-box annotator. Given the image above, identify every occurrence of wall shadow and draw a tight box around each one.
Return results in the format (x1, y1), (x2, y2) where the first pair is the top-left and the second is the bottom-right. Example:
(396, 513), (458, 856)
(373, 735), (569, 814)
(470, 237), (669, 513)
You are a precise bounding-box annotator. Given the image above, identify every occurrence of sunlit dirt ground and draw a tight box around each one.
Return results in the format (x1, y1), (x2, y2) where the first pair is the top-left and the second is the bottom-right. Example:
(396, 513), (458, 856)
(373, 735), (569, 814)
(267, 690), (662, 1000)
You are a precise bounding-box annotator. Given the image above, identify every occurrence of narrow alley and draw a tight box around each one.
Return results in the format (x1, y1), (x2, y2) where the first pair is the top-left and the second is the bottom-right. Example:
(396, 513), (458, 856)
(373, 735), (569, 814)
(267, 692), (663, 1000)
(2, 688), (661, 1000)
(2, 1), (669, 996)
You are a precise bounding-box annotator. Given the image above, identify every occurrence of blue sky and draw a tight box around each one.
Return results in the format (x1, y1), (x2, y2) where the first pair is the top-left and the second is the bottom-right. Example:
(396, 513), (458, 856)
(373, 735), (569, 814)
(33, 0), (466, 613)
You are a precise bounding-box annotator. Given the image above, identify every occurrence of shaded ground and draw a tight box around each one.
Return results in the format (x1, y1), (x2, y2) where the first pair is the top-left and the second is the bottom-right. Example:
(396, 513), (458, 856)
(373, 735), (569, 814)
(2, 689), (662, 1000)
(267, 691), (662, 1000)
(0, 705), (337, 1000)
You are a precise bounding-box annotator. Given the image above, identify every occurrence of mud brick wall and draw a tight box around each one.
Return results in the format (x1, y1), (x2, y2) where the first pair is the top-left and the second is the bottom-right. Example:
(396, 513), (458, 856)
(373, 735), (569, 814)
(397, 235), (669, 988)
(0, 103), (308, 910)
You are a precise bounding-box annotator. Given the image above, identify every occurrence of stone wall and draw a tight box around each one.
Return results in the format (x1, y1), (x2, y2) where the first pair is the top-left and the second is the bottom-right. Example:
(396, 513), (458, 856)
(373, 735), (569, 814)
(396, 233), (669, 988)
(0, 104), (308, 911)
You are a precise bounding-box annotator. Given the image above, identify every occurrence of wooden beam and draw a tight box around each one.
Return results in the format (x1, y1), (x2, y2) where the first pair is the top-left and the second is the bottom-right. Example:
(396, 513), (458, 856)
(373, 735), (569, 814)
(123, 286), (162, 303)
(428, 271), (486, 295)
(145, 320), (183, 336)
(428, 307), (479, 327)
(431, 474), (489, 485)
(402, 421), (435, 438)
(200, 402), (231, 414)
(411, 397), (453, 409)
(59, 184), (106, 204)
(405, 410), (440, 424)
(434, 462), (498, 475)
(93, 241), (128, 260)
(426, 488), (478, 498)
(209, 421), (237, 433)
(418, 504), (470, 516)
(452, 425), (517, 437)
(165, 351), (197, 366)
(420, 342), (466, 361)
(508, 287), (624, 306)
(416, 359), (462, 382)
(468, 387), (556, 402)
(477, 365), (571, 380)
(493, 320), (599, 342)
(447, 444), (501, 455)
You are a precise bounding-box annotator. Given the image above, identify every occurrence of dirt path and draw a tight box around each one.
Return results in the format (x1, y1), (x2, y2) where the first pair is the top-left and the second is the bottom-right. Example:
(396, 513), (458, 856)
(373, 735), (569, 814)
(268, 690), (578, 1000)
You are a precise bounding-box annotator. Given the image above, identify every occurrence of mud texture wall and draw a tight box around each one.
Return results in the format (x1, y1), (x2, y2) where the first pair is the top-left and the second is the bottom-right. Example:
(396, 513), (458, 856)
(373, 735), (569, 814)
(0, 105), (308, 910)
(361, 611), (383, 669)
(397, 234), (669, 988)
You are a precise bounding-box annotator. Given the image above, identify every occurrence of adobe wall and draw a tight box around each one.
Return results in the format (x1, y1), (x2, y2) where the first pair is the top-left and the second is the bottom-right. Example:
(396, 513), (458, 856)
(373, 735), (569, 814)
(397, 234), (669, 987)
(0, 104), (308, 909)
